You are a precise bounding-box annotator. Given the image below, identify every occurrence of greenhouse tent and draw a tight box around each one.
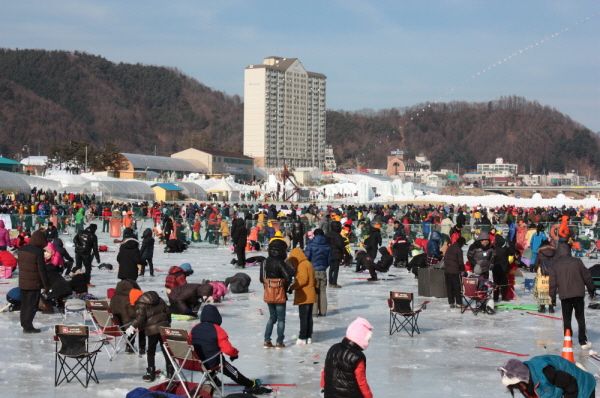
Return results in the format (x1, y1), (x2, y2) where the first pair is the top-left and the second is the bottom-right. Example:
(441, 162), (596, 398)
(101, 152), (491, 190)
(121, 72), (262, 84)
(78, 180), (155, 201)
(21, 174), (62, 192)
(0, 171), (31, 195)
(205, 180), (240, 202)
(175, 182), (207, 201)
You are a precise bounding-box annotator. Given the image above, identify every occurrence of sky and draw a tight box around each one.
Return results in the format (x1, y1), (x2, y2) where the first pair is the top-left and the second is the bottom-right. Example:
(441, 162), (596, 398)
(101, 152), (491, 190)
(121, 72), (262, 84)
(1, 0), (599, 130)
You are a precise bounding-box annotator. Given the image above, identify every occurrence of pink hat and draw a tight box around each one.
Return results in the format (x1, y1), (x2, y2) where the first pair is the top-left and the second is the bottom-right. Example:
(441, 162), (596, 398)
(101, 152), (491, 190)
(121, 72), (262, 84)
(346, 317), (373, 349)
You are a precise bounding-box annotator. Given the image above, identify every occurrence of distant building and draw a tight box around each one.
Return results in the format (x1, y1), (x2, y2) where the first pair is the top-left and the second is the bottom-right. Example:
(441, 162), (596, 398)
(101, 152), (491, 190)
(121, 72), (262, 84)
(0, 157), (22, 173)
(324, 145), (336, 171)
(152, 183), (183, 202)
(21, 156), (48, 175)
(477, 158), (518, 176)
(119, 153), (205, 180)
(171, 148), (254, 181)
(244, 56), (326, 169)
(386, 150), (430, 177)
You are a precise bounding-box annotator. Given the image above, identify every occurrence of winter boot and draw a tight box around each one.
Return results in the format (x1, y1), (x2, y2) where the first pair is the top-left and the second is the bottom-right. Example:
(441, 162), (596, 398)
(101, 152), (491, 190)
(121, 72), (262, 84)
(548, 305), (555, 313)
(244, 379), (272, 395)
(166, 363), (174, 379)
(142, 367), (156, 382)
(538, 305), (546, 313)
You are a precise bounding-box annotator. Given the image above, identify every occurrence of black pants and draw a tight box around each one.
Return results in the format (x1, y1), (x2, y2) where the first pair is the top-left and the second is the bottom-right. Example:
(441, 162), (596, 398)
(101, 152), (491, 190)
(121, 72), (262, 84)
(298, 304), (313, 340)
(141, 257), (154, 276)
(492, 268), (508, 302)
(102, 219), (109, 233)
(221, 357), (253, 388)
(292, 237), (304, 249)
(146, 333), (171, 370)
(235, 244), (246, 268)
(328, 258), (340, 285)
(73, 254), (93, 284)
(561, 297), (588, 345)
(445, 273), (462, 306)
(20, 289), (41, 330)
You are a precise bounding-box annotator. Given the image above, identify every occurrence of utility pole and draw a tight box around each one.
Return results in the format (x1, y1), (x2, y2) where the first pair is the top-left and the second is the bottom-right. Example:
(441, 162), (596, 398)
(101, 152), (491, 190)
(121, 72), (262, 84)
(85, 145), (88, 172)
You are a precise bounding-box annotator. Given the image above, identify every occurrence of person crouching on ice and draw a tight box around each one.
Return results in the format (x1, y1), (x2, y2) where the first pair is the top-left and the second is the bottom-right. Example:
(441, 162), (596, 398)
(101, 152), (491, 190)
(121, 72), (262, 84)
(498, 356), (596, 398)
(191, 304), (272, 395)
(321, 317), (374, 398)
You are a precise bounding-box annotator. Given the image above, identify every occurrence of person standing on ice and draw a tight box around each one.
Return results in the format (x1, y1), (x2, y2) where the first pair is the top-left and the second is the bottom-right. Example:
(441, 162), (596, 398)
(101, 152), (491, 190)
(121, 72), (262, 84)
(549, 242), (595, 350)
(321, 317), (373, 398)
(287, 247), (316, 345)
(18, 230), (49, 333)
(305, 228), (330, 316)
(260, 233), (292, 349)
(498, 356), (596, 398)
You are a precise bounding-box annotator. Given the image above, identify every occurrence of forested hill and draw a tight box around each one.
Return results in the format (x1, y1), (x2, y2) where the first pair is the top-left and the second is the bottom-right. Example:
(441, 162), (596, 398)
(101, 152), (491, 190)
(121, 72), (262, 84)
(0, 49), (598, 175)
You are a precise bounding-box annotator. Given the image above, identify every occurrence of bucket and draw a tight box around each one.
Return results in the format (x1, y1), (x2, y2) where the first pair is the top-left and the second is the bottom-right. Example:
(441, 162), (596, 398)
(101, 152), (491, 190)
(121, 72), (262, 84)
(524, 278), (534, 292)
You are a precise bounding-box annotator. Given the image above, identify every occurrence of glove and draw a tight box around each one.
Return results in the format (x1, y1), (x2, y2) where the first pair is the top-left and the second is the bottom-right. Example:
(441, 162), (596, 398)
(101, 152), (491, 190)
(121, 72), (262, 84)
(230, 355), (238, 361)
(125, 325), (136, 336)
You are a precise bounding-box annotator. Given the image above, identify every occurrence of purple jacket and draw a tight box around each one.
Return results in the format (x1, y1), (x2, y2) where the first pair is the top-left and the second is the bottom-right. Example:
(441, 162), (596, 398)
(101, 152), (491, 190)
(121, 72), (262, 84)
(0, 220), (10, 248)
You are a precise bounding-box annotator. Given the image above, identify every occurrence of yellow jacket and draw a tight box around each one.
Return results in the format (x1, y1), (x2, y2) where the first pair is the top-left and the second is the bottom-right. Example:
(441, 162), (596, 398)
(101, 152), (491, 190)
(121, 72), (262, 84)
(288, 248), (316, 305)
(219, 220), (230, 236)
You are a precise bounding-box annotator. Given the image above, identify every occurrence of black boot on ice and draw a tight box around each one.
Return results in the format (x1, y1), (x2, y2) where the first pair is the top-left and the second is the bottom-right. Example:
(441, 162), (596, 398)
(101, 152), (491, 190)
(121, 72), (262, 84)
(142, 367), (156, 382)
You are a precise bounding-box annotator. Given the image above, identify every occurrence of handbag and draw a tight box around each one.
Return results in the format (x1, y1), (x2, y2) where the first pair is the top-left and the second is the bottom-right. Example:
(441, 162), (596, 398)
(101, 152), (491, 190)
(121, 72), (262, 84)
(262, 265), (287, 304)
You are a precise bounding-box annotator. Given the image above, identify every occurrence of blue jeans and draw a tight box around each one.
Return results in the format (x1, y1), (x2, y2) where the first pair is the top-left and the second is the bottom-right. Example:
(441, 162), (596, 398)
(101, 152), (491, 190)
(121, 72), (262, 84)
(264, 303), (286, 344)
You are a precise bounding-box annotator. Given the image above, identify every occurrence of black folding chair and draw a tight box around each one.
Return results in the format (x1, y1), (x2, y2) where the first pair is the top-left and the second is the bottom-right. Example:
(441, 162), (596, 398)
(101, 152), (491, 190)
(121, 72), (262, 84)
(388, 292), (429, 337)
(54, 325), (104, 388)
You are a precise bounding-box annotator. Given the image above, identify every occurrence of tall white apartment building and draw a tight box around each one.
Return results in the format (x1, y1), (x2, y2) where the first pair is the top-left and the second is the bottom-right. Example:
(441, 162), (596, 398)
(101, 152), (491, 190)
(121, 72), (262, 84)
(244, 56), (326, 169)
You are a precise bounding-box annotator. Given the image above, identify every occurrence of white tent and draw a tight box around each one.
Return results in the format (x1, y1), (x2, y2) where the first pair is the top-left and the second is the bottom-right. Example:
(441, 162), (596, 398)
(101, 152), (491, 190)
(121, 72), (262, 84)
(205, 180), (240, 201)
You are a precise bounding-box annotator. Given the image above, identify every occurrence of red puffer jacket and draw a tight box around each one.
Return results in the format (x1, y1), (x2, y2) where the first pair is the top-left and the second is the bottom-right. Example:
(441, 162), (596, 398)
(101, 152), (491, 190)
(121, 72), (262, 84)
(165, 266), (188, 290)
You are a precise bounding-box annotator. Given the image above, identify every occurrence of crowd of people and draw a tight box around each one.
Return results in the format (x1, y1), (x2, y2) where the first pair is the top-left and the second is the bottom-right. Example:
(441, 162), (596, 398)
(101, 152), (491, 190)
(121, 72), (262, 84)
(1, 196), (599, 397)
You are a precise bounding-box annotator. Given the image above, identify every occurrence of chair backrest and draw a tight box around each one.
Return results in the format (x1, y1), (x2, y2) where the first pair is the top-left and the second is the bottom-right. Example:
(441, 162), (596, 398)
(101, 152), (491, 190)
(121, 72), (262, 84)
(462, 277), (480, 298)
(55, 325), (89, 356)
(389, 291), (414, 314)
(160, 327), (203, 371)
(86, 300), (120, 334)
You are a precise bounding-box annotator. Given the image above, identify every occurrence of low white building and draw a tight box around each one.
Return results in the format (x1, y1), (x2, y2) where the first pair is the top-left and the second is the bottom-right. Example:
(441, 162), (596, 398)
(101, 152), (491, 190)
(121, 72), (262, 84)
(477, 158), (518, 176)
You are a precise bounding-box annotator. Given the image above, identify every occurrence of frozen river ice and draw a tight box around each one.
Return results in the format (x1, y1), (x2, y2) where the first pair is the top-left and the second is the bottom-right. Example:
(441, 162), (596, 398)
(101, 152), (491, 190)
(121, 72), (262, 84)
(0, 232), (598, 397)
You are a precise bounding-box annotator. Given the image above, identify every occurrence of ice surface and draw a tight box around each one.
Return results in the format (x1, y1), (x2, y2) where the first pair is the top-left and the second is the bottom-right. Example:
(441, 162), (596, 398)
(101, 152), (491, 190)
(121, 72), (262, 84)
(1, 232), (598, 397)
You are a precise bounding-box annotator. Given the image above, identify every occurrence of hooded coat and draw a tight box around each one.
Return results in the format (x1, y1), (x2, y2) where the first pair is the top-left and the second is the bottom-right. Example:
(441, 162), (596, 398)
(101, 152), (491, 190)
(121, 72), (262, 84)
(131, 291), (170, 336)
(327, 221), (346, 261)
(109, 279), (141, 325)
(18, 230), (49, 291)
(139, 228), (154, 260)
(443, 240), (465, 275)
(535, 244), (556, 275)
(230, 218), (248, 248)
(191, 305), (238, 369)
(305, 234), (331, 272)
(549, 243), (594, 301)
(168, 283), (213, 315)
(224, 273), (251, 294)
(467, 232), (494, 275)
(288, 248), (316, 305)
(117, 237), (142, 280)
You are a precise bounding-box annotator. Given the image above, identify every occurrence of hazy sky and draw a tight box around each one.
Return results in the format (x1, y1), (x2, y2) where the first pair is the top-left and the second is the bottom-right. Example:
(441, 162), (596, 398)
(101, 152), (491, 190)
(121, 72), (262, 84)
(1, 1), (599, 130)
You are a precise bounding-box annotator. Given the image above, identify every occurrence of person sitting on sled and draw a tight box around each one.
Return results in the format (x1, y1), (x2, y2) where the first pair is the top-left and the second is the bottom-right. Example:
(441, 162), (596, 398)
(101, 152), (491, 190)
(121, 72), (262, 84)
(191, 304), (272, 395)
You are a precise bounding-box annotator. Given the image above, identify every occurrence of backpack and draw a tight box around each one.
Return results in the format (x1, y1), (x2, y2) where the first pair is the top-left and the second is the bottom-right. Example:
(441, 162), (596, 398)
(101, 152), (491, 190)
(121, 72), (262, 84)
(75, 231), (93, 253)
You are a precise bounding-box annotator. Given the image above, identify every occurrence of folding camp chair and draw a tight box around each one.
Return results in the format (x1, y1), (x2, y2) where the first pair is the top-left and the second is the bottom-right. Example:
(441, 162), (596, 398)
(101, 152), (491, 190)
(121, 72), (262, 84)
(160, 327), (224, 398)
(461, 277), (492, 315)
(86, 300), (139, 360)
(388, 292), (429, 337)
(63, 299), (86, 323)
(54, 325), (104, 388)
